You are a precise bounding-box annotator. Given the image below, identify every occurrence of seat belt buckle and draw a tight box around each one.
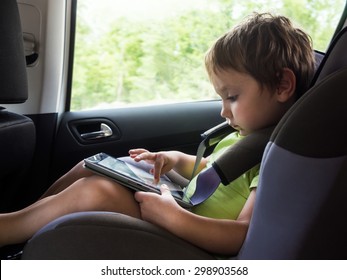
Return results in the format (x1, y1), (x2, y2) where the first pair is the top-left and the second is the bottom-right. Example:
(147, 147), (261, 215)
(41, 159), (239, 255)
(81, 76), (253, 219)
(201, 121), (234, 148)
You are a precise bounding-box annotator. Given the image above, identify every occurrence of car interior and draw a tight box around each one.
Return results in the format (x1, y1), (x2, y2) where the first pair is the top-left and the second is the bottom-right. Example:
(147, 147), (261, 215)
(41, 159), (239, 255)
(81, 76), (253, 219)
(1, 0), (347, 260)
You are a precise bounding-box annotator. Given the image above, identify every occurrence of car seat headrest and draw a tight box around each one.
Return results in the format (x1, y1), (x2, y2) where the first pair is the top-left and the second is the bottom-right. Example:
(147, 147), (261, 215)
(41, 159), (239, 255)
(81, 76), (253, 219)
(311, 27), (347, 85)
(0, 0), (28, 104)
(271, 67), (347, 158)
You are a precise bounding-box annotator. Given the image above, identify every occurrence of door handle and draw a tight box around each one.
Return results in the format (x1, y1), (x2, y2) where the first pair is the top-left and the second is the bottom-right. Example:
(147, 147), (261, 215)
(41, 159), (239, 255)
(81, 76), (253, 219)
(80, 123), (113, 140)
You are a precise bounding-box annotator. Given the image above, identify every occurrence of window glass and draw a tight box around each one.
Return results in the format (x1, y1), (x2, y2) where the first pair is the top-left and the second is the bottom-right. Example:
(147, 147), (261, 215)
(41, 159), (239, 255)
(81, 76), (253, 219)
(71, 0), (344, 111)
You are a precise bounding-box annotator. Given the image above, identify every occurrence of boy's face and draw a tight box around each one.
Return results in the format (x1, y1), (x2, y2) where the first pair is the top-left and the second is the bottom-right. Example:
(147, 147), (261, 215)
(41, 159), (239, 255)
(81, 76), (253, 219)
(212, 68), (286, 136)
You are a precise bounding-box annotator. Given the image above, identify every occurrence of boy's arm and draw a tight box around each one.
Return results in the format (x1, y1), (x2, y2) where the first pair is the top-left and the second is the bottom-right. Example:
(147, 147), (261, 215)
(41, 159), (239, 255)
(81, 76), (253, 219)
(135, 186), (256, 255)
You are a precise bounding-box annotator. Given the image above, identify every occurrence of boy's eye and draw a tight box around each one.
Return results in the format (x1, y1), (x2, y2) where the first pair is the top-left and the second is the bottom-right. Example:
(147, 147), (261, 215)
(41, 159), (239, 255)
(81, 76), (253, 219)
(227, 95), (238, 102)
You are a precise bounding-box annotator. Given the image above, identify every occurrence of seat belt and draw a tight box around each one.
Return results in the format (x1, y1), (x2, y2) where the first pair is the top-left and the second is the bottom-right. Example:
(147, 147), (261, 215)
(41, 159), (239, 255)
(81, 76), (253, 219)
(188, 124), (275, 206)
(190, 122), (233, 179)
(188, 122), (233, 205)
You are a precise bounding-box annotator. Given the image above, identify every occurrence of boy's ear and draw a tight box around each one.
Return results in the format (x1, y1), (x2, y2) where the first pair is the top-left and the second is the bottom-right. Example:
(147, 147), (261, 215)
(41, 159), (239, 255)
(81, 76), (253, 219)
(276, 68), (296, 102)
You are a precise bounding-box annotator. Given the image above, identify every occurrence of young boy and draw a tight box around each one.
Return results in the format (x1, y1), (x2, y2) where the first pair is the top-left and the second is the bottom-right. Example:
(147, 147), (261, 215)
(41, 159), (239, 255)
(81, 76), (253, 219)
(0, 13), (315, 256)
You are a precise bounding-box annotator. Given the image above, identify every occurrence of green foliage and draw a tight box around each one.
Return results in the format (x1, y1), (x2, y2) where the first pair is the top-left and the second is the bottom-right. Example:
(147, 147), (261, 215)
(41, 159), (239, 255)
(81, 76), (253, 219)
(71, 0), (345, 111)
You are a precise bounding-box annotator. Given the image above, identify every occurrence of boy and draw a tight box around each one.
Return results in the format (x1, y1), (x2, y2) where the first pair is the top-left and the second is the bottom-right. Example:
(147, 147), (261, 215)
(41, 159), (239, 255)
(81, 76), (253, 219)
(0, 13), (315, 256)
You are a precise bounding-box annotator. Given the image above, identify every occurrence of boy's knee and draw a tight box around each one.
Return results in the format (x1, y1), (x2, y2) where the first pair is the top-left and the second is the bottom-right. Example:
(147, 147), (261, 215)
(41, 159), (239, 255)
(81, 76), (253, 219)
(72, 160), (94, 178)
(78, 176), (122, 204)
(73, 175), (140, 217)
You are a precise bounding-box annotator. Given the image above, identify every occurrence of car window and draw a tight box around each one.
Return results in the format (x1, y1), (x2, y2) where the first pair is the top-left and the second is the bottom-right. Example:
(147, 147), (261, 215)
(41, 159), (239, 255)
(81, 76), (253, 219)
(70, 0), (345, 111)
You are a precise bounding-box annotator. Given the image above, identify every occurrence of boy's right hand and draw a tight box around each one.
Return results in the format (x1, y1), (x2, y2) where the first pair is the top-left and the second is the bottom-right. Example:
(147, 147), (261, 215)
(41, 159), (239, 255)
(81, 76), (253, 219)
(129, 149), (177, 184)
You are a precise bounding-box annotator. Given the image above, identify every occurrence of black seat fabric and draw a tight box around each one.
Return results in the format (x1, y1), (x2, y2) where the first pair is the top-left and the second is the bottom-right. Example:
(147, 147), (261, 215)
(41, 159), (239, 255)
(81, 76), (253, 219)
(22, 27), (347, 259)
(22, 211), (215, 260)
(0, 0), (28, 104)
(0, 111), (35, 212)
(0, 0), (35, 212)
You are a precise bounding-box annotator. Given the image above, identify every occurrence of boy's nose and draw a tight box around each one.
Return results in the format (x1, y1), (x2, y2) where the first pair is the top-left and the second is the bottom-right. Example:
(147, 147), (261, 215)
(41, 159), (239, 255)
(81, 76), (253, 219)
(220, 108), (226, 118)
(220, 103), (231, 119)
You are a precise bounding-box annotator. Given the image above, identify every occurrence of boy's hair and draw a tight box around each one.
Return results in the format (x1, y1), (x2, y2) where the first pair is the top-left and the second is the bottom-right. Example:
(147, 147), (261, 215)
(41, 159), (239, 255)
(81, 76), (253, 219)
(205, 13), (315, 99)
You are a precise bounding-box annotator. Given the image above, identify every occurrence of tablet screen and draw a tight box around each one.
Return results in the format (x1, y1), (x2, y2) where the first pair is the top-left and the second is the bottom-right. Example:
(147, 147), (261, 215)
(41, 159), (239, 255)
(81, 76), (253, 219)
(98, 156), (183, 192)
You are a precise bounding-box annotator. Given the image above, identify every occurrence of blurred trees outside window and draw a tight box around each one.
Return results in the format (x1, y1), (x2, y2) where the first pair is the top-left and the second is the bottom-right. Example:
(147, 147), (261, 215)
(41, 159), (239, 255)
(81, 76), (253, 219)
(71, 0), (344, 110)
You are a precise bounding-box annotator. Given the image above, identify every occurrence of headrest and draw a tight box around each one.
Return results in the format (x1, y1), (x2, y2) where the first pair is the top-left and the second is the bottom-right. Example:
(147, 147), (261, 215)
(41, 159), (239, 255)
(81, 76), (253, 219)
(0, 0), (28, 104)
(311, 27), (347, 85)
(271, 68), (347, 158)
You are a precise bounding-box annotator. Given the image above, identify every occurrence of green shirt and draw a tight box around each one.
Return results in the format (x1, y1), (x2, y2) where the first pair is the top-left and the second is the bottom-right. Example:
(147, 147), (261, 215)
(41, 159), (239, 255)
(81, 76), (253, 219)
(186, 132), (259, 219)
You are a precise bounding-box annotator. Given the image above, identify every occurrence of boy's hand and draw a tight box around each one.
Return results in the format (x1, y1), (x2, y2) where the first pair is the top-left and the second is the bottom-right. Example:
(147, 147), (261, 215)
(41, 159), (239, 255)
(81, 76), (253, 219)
(129, 149), (176, 183)
(134, 184), (181, 228)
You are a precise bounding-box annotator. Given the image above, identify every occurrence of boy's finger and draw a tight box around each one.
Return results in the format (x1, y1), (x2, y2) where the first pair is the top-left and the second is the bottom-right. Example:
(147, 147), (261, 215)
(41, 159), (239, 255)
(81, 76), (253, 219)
(129, 148), (147, 156)
(134, 191), (144, 203)
(134, 151), (155, 162)
(153, 154), (164, 182)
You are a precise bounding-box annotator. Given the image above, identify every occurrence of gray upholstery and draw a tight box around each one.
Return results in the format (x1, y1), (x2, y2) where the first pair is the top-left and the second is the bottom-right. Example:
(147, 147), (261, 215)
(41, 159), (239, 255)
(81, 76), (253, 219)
(21, 27), (347, 259)
(0, 0), (36, 212)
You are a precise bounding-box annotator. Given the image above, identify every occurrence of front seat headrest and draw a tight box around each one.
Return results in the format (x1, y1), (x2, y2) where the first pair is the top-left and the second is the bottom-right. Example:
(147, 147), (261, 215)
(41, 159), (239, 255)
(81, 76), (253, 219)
(0, 0), (28, 104)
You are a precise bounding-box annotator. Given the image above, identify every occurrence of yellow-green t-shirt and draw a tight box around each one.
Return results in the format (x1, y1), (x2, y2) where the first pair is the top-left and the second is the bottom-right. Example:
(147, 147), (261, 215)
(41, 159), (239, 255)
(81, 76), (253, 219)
(186, 132), (259, 220)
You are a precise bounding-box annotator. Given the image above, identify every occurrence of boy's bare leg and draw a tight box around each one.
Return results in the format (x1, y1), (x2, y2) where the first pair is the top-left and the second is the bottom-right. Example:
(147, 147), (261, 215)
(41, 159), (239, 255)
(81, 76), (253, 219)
(0, 175), (141, 247)
(40, 161), (91, 198)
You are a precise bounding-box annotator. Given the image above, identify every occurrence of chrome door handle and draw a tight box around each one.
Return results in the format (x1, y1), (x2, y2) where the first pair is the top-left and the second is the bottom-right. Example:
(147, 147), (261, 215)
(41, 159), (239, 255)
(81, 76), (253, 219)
(80, 123), (113, 140)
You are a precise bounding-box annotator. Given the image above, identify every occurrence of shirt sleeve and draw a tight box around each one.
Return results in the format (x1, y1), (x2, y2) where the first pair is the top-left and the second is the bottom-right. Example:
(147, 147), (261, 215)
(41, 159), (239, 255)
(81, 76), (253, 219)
(248, 163), (260, 189)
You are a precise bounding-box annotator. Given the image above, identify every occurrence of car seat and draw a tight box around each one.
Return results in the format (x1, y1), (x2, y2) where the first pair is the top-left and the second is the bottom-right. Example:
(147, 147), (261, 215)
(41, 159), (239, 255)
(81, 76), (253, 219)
(236, 27), (347, 260)
(0, 0), (36, 213)
(21, 25), (347, 259)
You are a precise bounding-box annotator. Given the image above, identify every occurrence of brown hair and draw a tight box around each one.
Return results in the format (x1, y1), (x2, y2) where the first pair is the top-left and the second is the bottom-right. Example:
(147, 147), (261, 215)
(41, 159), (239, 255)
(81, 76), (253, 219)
(205, 13), (315, 99)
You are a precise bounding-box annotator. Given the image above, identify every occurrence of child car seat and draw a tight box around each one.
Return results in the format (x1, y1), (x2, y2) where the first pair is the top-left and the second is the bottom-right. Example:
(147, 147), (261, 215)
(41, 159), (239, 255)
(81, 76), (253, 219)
(238, 68), (347, 260)
(237, 28), (347, 259)
(21, 27), (347, 259)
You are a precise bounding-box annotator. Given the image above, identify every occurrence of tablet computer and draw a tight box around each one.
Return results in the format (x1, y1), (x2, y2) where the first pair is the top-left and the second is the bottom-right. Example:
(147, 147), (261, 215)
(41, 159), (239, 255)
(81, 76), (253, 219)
(83, 152), (193, 208)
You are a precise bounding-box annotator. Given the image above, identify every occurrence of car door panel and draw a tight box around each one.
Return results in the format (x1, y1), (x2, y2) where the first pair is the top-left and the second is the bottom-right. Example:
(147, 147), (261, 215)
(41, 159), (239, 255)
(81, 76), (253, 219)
(48, 100), (223, 184)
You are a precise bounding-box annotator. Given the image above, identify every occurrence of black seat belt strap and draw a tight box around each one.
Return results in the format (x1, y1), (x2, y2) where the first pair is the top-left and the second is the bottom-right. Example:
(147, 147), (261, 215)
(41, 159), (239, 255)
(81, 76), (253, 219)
(190, 122), (233, 179)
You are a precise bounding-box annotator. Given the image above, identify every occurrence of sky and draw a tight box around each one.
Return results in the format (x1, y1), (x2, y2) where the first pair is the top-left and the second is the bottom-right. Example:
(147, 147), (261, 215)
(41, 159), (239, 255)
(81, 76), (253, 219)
(80, 0), (219, 21)
(78, 0), (221, 39)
